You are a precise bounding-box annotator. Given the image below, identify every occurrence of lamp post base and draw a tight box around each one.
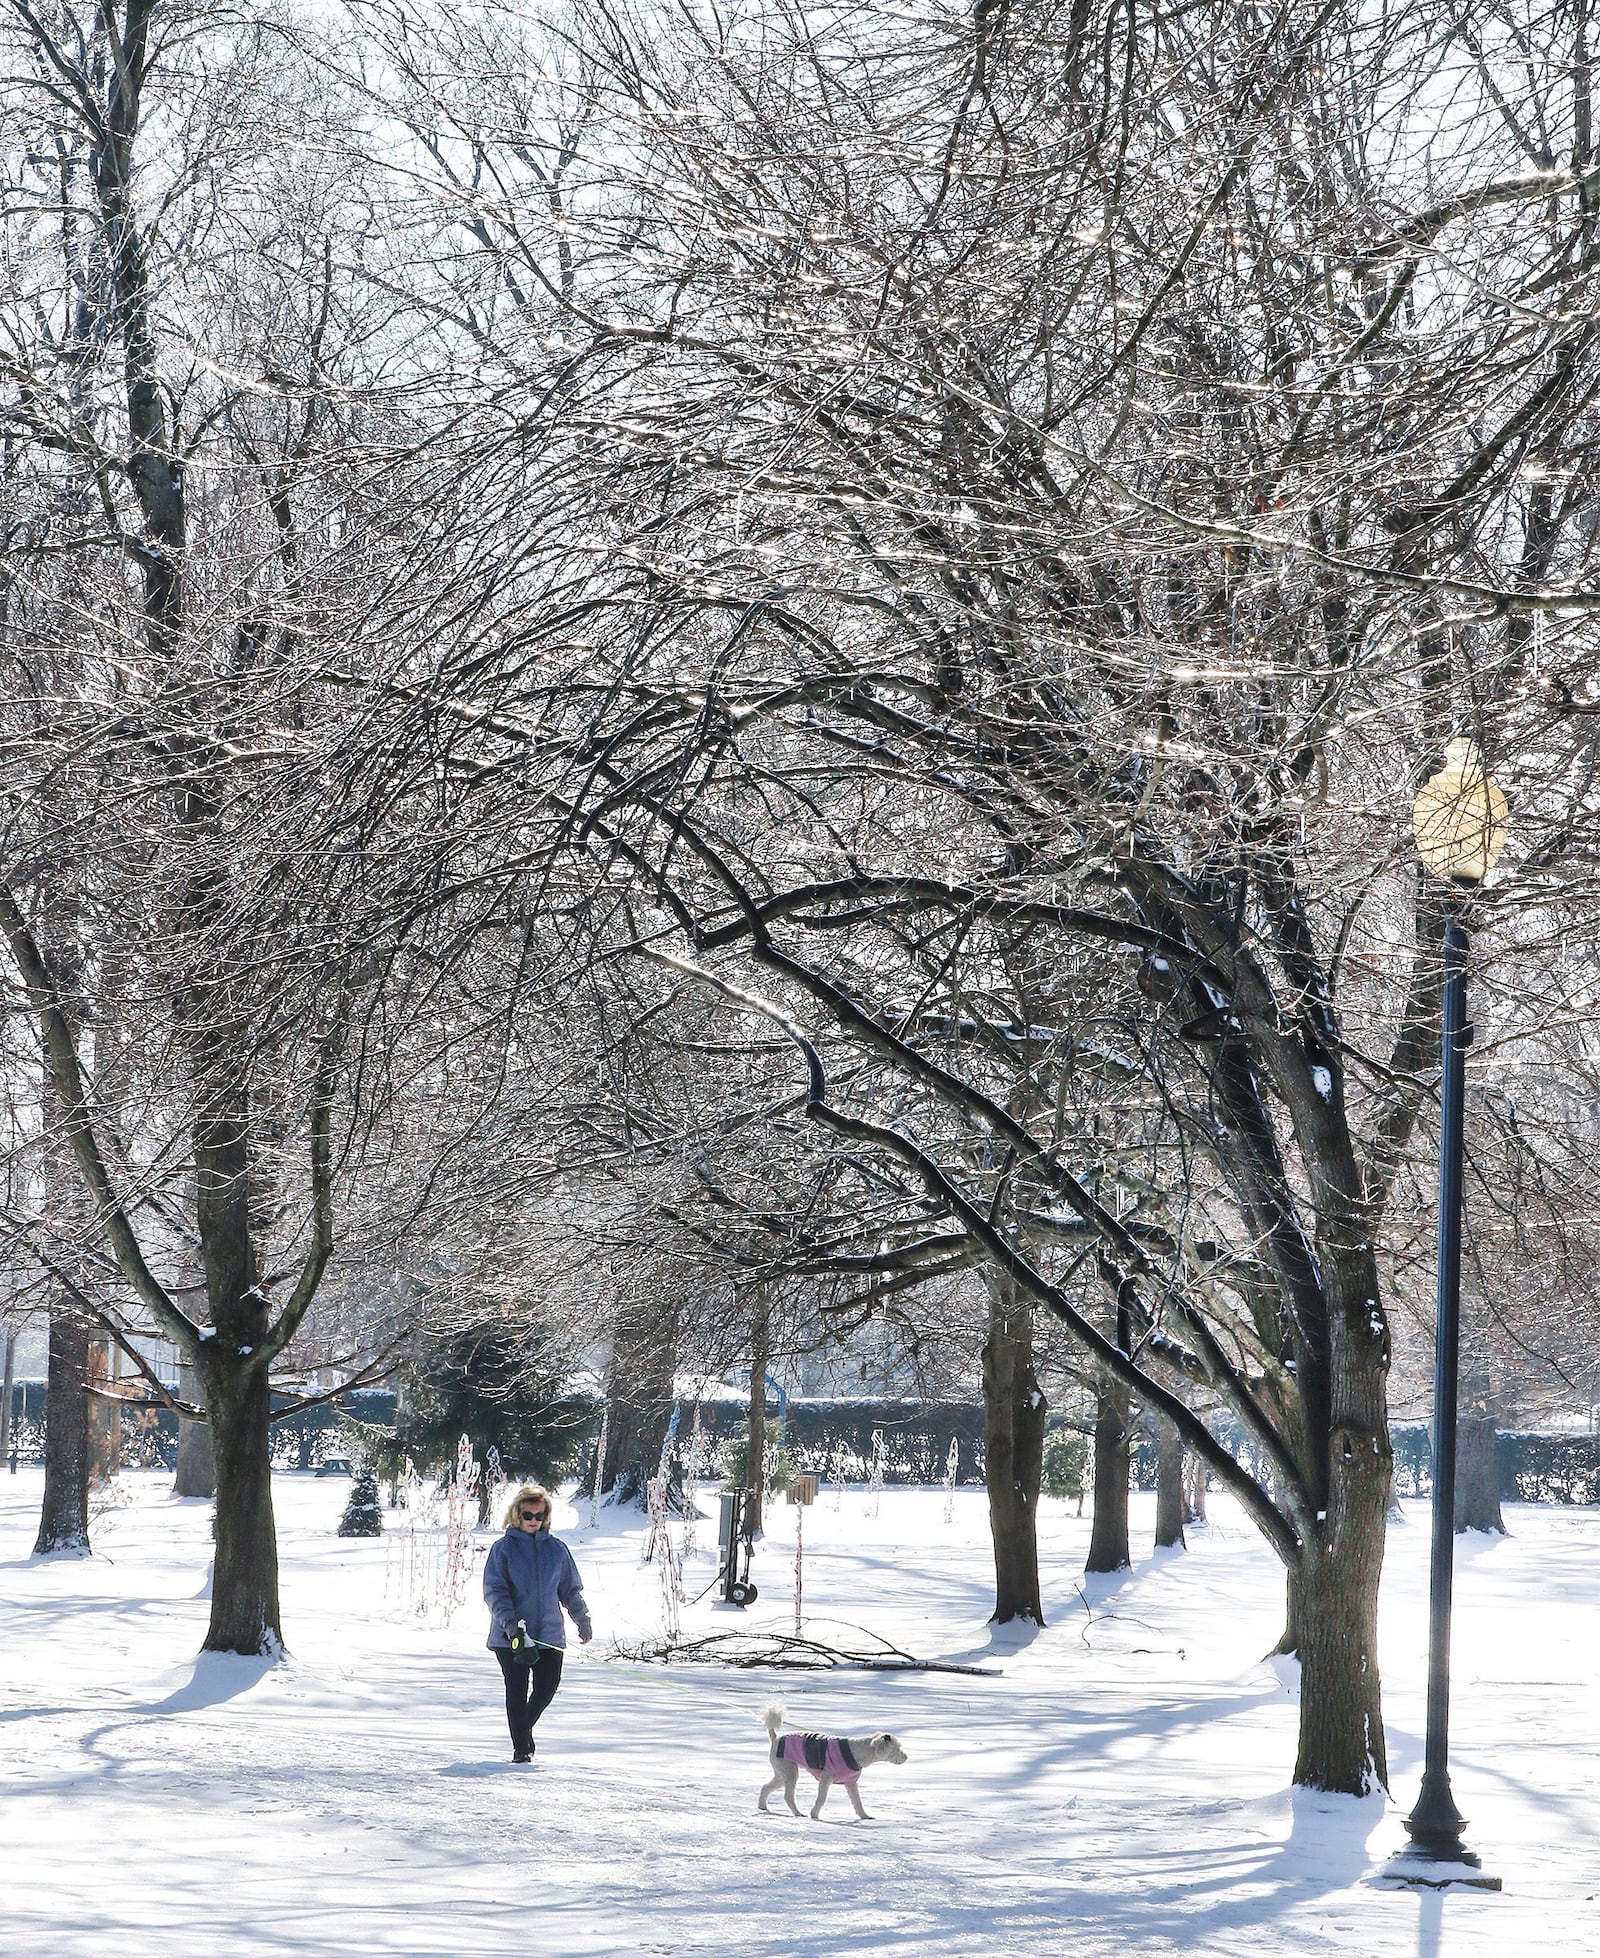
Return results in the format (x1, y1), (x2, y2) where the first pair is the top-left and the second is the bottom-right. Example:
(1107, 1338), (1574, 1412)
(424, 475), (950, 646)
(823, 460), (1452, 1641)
(1403, 1769), (1476, 1862)
(1387, 1771), (1500, 1885)
(1381, 1849), (1502, 1892)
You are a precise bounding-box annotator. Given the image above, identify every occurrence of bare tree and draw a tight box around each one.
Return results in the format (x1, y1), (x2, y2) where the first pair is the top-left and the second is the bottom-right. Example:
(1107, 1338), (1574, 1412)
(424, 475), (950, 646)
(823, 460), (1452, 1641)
(346, 0), (1600, 1796)
(0, 2), (435, 1646)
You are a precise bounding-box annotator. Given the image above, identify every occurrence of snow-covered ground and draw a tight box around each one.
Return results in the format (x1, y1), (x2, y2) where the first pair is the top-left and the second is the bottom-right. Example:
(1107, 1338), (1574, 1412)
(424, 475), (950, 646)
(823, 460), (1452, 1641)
(1, 1468), (1594, 1956)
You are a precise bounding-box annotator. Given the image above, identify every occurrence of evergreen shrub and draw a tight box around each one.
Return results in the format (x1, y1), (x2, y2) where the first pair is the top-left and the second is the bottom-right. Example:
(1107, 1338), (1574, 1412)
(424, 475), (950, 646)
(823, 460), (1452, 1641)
(337, 1466), (384, 1536)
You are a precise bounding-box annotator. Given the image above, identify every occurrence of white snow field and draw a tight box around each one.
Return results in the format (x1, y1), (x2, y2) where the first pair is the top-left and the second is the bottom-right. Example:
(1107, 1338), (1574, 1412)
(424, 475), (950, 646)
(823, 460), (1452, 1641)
(1, 1469), (1595, 1958)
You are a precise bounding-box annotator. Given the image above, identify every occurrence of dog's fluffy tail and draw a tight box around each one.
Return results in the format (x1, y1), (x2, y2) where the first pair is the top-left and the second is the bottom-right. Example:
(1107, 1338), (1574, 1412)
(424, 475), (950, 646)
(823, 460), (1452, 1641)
(763, 1701), (784, 1738)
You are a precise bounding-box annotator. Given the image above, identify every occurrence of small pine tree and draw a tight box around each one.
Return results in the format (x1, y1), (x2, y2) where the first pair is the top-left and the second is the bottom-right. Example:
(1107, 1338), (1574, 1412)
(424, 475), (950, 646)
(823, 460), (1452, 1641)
(1042, 1430), (1088, 1504)
(337, 1466), (383, 1537)
(721, 1420), (795, 1499)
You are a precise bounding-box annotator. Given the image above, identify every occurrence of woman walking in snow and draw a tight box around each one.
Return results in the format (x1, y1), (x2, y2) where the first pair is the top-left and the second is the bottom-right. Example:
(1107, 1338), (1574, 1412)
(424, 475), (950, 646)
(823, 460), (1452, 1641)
(483, 1484), (592, 1762)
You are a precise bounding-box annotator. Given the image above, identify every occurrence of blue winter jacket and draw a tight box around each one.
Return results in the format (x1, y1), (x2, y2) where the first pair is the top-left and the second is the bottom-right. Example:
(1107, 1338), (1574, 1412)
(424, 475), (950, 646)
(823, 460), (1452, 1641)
(483, 1526), (592, 1651)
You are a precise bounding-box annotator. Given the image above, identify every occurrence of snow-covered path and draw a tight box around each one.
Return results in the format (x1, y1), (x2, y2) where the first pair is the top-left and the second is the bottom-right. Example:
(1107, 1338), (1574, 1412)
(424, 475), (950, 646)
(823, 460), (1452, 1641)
(2, 1470), (1594, 1955)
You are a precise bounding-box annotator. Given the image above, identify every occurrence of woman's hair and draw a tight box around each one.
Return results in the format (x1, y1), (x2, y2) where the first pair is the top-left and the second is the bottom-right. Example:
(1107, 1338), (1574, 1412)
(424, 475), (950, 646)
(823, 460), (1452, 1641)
(503, 1483), (552, 1530)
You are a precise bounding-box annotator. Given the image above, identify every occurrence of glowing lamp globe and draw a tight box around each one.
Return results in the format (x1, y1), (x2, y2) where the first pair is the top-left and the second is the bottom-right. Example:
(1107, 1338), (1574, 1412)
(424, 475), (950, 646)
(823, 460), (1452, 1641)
(1412, 739), (1509, 885)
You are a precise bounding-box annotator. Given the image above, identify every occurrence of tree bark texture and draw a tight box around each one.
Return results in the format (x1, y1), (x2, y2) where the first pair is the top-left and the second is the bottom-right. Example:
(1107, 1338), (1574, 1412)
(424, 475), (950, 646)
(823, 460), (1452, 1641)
(190, 1057), (286, 1651)
(199, 1351), (281, 1652)
(981, 1271), (1046, 1624)
(1154, 1414), (1186, 1550)
(34, 1309), (92, 1555)
(1292, 1535), (1386, 1793)
(1288, 1242), (1392, 1792)
(1086, 1369), (1132, 1574)
(34, 908), (92, 1554)
(1454, 1393), (1506, 1534)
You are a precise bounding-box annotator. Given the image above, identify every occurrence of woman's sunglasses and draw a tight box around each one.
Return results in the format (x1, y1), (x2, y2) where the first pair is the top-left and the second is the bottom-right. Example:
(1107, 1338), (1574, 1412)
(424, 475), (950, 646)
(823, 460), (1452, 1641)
(521, 1507), (547, 1522)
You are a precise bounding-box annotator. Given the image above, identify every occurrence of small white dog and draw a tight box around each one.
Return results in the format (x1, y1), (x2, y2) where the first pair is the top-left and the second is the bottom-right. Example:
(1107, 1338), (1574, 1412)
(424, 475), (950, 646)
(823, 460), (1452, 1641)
(758, 1702), (908, 1820)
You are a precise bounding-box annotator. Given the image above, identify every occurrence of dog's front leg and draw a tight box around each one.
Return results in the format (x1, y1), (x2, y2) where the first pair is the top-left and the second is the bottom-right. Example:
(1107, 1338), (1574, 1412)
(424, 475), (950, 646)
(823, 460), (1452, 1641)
(845, 1781), (872, 1822)
(809, 1773), (832, 1820)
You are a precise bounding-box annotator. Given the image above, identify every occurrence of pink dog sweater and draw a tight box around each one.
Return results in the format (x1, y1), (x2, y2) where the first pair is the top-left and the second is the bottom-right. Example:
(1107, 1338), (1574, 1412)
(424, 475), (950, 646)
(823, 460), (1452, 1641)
(778, 1732), (861, 1784)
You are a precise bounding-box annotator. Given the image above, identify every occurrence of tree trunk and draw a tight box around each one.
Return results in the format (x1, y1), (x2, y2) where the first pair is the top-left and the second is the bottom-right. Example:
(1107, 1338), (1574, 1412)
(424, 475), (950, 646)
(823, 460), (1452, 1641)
(1183, 1453), (1207, 1527)
(1085, 1369), (1131, 1573)
(1453, 1416), (1504, 1533)
(174, 1356), (216, 1498)
(35, 953), (92, 1555)
(1293, 1535), (1386, 1793)
(1154, 1413), (1185, 1550)
(602, 1298), (677, 1498)
(200, 1355), (282, 1653)
(1454, 1376), (1505, 1533)
(34, 1308), (92, 1555)
(86, 1340), (121, 1486)
(746, 1295), (769, 1536)
(1290, 1243), (1392, 1793)
(189, 1053), (287, 1654)
(85, 922), (131, 1495)
(1, 1325), (16, 1462)
(981, 1271), (1046, 1623)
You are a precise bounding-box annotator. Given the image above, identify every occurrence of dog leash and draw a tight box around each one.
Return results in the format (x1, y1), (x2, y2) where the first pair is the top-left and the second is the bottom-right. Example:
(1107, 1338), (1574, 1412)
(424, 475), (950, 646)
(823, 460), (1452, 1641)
(506, 1629), (702, 1690)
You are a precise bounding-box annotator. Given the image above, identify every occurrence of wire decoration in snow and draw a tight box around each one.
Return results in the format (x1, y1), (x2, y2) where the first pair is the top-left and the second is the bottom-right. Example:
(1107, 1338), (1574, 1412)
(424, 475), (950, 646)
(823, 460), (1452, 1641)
(643, 1403), (682, 1564)
(943, 1438), (960, 1523)
(387, 1459), (442, 1620)
(646, 1472), (682, 1643)
(866, 1428), (886, 1518)
(589, 1405), (609, 1529)
(656, 1402), (681, 1485)
(386, 1457), (498, 1629)
(793, 1504), (804, 1633)
(439, 1433), (480, 1625)
(680, 1404), (703, 1563)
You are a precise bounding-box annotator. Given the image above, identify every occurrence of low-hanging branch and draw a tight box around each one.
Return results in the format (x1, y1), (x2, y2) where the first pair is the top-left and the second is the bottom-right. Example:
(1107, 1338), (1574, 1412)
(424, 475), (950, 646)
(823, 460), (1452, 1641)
(628, 792), (1317, 1519)
(0, 880), (198, 1354)
(0, 880), (342, 1378)
(643, 943), (1309, 1565)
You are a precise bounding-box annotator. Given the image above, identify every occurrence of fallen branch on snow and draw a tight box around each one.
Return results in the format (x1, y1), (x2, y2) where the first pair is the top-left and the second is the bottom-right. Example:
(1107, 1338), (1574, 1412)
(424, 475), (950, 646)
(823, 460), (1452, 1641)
(609, 1627), (999, 1676)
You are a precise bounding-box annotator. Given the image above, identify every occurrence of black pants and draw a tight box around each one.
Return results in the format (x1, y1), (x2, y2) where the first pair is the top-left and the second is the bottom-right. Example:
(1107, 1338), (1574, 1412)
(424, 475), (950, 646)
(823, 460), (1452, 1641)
(496, 1646), (564, 1752)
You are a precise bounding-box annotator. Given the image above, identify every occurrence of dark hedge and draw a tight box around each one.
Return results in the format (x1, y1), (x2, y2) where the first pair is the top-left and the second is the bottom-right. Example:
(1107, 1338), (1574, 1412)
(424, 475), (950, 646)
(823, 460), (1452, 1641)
(695, 1397), (989, 1484)
(8, 1383), (1600, 1504)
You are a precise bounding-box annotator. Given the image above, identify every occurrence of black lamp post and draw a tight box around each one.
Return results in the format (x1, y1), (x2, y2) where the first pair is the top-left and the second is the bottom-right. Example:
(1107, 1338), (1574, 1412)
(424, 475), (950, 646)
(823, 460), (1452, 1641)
(1396, 739), (1507, 1884)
